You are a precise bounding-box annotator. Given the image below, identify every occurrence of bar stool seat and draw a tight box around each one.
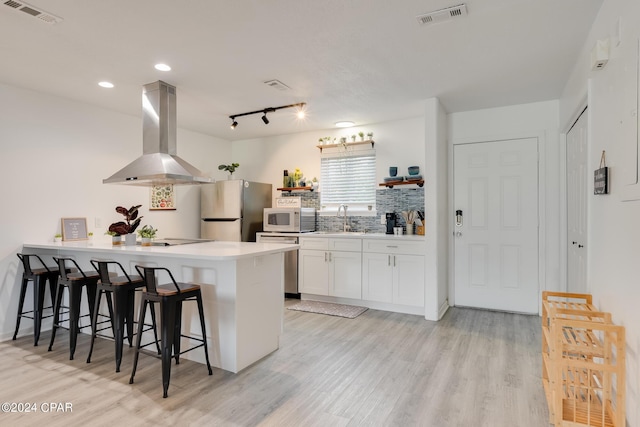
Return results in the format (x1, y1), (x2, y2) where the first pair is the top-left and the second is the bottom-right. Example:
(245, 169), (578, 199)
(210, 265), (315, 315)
(129, 265), (212, 398)
(13, 254), (62, 346)
(48, 257), (105, 360)
(87, 260), (159, 372)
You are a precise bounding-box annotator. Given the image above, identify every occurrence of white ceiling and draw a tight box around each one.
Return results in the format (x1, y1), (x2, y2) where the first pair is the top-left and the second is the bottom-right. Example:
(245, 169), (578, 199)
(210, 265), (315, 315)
(0, 0), (602, 141)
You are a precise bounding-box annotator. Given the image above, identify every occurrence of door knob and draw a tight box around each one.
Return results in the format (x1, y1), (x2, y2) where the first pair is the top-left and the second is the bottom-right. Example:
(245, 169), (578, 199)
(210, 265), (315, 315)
(572, 241), (577, 245)
(578, 244), (584, 248)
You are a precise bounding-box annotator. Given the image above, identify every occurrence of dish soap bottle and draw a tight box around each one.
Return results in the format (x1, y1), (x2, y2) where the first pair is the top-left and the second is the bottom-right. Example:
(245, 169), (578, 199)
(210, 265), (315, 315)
(283, 170), (289, 188)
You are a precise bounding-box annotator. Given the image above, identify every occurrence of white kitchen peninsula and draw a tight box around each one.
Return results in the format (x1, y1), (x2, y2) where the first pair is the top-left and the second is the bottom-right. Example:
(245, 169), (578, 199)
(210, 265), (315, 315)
(22, 239), (298, 373)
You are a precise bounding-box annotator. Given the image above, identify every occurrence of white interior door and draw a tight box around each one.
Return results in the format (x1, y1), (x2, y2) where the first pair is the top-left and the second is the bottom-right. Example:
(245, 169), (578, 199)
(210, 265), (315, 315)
(453, 138), (539, 313)
(566, 108), (588, 293)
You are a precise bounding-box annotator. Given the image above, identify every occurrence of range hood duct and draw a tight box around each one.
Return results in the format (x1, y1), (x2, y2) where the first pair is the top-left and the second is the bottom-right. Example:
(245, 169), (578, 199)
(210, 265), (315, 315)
(103, 80), (212, 186)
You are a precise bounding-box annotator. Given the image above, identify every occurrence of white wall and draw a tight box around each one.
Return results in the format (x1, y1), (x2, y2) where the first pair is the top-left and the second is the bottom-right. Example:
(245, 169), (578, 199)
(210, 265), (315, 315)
(424, 98), (449, 320)
(447, 100), (562, 303)
(560, 0), (640, 424)
(231, 117), (426, 204)
(0, 83), (232, 340)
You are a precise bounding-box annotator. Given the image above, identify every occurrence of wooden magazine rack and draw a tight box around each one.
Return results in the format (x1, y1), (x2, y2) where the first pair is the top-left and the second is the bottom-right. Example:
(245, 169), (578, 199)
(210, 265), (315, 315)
(542, 291), (625, 427)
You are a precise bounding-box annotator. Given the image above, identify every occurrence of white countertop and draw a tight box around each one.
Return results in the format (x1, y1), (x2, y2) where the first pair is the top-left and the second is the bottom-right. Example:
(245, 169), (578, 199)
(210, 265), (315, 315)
(258, 231), (425, 240)
(23, 239), (299, 261)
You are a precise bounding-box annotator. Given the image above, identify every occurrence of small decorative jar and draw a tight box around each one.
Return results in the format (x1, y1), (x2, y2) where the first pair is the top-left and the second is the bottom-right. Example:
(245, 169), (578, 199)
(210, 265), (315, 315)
(112, 235), (122, 246)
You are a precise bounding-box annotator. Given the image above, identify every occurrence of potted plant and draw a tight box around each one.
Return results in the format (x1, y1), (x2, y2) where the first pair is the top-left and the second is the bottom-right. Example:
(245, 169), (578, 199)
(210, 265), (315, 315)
(108, 205), (143, 246)
(218, 163), (239, 179)
(358, 131), (364, 141)
(54, 233), (62, 243)
(366, 131), (373, 140)
(137, 225), (157, 246)
(105, 230), (121, 246)
(351, 134), (356, 142)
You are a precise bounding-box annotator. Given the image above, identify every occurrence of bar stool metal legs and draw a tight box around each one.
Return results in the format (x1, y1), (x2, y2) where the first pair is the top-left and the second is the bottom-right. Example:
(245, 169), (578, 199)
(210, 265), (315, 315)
(14, 254), (59, 346)
(48, 257), (99, 360)
(129, 265), (212, 398)
(87, 260), (160, 372)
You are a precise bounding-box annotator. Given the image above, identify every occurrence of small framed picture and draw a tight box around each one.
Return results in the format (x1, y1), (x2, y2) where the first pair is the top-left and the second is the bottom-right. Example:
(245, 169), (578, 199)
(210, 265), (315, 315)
(61, 217), (88, 241)
(150, 185), (176, 210)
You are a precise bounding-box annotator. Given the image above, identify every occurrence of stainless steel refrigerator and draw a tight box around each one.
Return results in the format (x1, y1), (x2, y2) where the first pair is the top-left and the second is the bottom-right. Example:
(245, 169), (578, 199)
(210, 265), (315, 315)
(200, 180), (272, 242)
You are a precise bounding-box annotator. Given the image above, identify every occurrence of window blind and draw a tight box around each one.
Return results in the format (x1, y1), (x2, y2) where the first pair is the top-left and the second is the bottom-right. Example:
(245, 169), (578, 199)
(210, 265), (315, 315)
(320, 149), (376, 206)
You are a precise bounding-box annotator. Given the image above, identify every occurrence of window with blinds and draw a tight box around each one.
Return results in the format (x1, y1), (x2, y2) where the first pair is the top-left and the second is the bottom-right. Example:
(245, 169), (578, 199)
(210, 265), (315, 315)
(320, 148), (376, 212)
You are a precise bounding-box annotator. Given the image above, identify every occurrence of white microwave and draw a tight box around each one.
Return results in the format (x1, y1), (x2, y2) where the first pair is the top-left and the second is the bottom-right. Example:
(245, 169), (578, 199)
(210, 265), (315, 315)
(263, 207), (316, 232)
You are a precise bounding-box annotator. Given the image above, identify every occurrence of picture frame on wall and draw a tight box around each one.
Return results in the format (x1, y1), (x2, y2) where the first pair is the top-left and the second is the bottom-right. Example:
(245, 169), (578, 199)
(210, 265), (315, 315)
(61, 217), (88, 241)
(150, 185), (176, 210)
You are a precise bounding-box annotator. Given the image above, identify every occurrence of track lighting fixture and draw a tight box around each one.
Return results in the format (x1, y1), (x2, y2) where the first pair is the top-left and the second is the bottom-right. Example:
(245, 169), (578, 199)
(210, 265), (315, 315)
(228, 102), (306, 129)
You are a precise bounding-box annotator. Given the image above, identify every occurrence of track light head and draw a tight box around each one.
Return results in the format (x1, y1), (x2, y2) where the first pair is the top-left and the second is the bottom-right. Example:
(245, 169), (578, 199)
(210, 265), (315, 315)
(230, 120), (238, 129)
(262, 114), (269, 125)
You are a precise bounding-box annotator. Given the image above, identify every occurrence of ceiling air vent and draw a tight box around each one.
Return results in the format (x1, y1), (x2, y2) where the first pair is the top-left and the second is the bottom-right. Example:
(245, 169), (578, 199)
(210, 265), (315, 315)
(416, 3), (467, 26)
(3, 0), (63, 24)
(264, 79), (291, 91)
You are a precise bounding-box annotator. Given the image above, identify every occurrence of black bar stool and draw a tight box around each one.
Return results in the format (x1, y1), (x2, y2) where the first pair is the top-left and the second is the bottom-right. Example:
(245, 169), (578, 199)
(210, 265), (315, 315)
(87, 259), (160, 372)
(129, 265), (212, 398)
(14, 254), (60, 345)
(48, 257), (102, 360)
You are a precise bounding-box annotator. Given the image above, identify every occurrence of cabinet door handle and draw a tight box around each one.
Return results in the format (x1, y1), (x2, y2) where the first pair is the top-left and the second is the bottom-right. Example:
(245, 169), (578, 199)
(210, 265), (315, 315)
(393, 255), (396, 267)
(388, 255), (391, 266)
(329, 252), (332, 262)
(386, 245), (398, 248)
(325, 252), (328, 262)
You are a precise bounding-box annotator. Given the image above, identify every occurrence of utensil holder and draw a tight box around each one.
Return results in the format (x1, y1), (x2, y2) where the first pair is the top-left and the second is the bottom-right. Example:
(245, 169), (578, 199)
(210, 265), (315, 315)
(406, 224), (413, 235)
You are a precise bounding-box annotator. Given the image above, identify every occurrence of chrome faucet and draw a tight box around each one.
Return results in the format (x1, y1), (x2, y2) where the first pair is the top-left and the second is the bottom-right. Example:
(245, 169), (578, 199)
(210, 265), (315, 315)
(337, 204), (350, 232)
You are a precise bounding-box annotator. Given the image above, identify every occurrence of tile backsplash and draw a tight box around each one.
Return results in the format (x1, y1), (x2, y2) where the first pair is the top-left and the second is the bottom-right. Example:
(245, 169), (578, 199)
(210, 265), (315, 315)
(280, 188), (425, 233)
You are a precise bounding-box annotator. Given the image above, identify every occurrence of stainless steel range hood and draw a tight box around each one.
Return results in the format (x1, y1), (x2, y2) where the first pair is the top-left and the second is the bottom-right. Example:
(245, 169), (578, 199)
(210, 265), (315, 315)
(103, 81), (212, 186)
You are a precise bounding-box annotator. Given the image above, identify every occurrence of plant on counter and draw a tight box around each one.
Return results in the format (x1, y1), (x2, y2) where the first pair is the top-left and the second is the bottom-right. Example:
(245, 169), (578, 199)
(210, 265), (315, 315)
(108, 205), (142, 236)
(366, 131), (373, 139)
(358, 131), (364, 141)
(138, 224), (157, 246)
(218, 163), (239, 177)
(137, 225), (157, 239)
(351, 134), (356, 142)
(54, 233), (62, 242)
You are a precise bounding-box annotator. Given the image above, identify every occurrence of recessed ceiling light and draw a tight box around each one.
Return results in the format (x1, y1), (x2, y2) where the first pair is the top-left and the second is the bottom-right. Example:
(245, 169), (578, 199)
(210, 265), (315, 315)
(155, 63), (171, 71)
(335, 121), (355, 128)
(98, 81), (114, 88)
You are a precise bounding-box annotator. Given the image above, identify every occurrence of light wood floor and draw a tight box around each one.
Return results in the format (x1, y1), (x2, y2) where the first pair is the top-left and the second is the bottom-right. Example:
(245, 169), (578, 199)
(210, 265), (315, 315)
(0, 302), (549, 426)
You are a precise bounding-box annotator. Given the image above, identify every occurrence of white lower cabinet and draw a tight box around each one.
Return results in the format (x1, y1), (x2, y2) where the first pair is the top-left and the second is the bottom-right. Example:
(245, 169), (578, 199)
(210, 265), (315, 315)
(362, 240), (425, 307)
(299, 236), (425, 312)
(299, 248), (329, 295)
(299, 238), (362, 299)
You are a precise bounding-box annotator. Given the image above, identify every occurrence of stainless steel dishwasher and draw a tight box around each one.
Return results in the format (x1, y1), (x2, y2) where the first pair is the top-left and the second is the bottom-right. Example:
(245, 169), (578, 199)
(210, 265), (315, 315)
(257, 233), (299, 298)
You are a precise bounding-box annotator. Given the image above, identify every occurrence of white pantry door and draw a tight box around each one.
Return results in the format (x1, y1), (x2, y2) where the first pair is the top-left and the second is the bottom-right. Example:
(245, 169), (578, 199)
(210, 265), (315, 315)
(566, 108), (588, 294)
(453, 138), (539, 313)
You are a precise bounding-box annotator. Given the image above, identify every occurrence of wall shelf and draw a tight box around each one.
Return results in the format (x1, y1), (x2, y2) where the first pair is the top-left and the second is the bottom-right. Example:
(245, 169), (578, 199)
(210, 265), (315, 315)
(316, 140), (374, 152)
(277, 186), (314, 193)
(379, 179), (424, 188)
